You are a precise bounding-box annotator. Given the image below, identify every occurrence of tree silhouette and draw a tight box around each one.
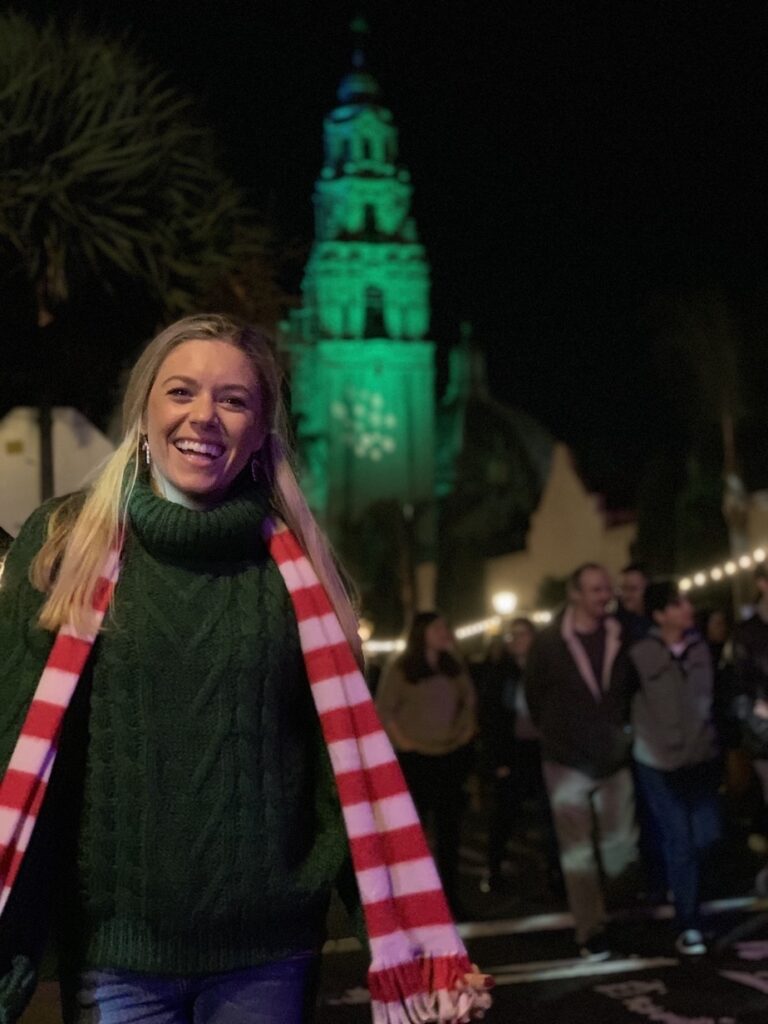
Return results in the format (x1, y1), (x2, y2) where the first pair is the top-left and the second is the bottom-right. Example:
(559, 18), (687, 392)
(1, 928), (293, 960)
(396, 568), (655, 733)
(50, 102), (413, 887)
(0, 14), (263, 495)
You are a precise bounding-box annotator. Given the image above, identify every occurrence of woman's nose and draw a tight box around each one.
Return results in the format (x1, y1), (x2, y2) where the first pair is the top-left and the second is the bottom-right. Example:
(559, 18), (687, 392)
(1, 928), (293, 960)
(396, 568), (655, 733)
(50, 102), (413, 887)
(189, 393), (218, 426)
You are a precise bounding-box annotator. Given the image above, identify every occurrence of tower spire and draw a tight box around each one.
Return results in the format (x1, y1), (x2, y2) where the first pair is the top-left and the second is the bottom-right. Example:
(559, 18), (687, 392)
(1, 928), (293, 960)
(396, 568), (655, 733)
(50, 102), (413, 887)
(350, 14), (370, 70)
(337, 14), (380, 104)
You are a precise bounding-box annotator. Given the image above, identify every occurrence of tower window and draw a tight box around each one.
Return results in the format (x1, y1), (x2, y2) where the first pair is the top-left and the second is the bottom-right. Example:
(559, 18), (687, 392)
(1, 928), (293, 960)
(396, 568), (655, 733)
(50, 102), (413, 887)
(363, 204), (377, 238)
(364, 286), (386, 339)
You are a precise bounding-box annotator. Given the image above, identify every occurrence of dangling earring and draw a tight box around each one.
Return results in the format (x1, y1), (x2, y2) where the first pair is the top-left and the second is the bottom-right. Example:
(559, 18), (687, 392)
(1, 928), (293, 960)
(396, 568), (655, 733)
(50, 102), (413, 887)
(250, 452), (260, 482)
(141, 435), (151, 467)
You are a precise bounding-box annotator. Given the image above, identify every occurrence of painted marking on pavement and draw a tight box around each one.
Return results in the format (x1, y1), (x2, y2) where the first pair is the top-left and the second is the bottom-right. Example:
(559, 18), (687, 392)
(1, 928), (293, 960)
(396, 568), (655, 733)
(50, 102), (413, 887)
(492, 956), (679, 986)
(458, 896), (768, 940)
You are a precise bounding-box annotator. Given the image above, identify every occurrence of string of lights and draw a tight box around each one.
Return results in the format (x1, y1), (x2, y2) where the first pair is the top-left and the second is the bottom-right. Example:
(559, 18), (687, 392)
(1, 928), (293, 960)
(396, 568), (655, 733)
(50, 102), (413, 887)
(678, 546), (766, 592)
(361, 546), (768, 656)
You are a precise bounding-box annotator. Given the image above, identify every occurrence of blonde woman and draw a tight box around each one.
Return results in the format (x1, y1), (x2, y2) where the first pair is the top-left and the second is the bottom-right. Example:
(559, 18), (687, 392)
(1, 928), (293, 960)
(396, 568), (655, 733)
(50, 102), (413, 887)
(0, 316), (491, 1024)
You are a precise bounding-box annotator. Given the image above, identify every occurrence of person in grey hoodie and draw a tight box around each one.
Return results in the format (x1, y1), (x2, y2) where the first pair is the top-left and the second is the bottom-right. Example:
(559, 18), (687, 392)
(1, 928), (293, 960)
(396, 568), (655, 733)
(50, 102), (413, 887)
(629, 580), (720, 958)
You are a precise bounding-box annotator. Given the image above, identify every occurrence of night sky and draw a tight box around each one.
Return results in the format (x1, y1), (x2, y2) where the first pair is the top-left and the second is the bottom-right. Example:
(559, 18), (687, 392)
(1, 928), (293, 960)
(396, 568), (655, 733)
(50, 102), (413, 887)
(9, 0), (768, 508)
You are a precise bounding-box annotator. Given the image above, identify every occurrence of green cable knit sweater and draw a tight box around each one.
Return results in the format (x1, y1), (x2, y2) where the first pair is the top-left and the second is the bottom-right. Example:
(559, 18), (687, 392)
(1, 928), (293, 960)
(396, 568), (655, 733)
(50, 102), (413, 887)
(0, 478), (353, 979)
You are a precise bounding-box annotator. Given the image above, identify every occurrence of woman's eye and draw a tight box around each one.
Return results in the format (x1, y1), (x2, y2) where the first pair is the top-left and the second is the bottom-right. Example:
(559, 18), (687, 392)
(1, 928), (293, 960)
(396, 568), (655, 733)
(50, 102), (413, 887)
(168, 387), (190, 397)
(222, 396), (246, 408)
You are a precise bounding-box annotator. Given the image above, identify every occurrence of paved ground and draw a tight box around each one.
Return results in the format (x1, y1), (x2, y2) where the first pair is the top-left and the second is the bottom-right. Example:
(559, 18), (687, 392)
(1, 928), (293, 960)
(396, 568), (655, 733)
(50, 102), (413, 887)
(317, 899), (768, 1023)
(19, 801), (768, 1022)
(22, 902), (768, 1023)
(311, 801), (768, 1023)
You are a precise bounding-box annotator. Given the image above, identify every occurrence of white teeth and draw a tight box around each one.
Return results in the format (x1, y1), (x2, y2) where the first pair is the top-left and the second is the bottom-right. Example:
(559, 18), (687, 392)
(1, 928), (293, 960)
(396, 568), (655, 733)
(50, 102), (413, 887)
(174, 440), (224, 457)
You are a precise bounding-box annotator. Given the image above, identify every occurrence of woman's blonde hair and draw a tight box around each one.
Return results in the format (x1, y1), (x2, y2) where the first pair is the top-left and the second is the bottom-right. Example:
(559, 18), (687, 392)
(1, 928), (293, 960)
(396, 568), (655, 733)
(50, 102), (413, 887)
(31, 314), (362, 661)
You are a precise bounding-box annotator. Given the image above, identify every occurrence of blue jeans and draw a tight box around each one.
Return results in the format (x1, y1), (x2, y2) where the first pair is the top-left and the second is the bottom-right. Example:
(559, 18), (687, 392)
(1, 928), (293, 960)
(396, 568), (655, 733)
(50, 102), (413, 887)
(633, 759), (721, 930)
(66, 954), (319, 1024)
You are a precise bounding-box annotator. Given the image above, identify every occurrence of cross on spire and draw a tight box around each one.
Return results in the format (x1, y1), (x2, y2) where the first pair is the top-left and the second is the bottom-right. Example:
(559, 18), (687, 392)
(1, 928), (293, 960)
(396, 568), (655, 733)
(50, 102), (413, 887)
(350, 14), (370, 70)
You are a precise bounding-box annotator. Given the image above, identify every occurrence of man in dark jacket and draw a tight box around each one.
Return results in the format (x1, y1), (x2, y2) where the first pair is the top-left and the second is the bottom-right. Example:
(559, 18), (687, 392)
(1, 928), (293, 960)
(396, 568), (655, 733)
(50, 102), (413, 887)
(525, 563), (638, 958)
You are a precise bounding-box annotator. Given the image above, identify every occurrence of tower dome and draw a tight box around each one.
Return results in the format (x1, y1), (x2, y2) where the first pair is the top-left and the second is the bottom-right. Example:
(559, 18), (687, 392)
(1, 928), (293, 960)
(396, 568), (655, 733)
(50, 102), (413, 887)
(337, 69), (381, 105)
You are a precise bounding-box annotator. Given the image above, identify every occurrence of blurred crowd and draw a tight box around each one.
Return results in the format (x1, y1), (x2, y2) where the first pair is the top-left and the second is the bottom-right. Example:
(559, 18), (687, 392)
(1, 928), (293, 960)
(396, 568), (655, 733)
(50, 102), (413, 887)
(371, 563), (768, 962)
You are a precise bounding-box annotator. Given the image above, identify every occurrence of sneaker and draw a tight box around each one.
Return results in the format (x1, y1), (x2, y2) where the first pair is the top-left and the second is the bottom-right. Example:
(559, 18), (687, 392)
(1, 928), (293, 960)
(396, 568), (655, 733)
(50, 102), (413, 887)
(578, 932), (612, 961)
(675, 929), (707, 956)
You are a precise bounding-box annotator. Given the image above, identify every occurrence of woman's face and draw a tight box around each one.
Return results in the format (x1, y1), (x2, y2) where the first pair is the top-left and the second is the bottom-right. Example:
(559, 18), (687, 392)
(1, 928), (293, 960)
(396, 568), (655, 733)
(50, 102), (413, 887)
(144, 339), (264, 505)
(424, 617), (454, 653)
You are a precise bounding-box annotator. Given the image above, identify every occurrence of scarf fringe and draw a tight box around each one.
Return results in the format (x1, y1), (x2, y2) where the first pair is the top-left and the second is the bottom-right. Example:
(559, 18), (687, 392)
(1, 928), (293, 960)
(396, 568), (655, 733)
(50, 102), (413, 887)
(368, 955), (492, 1023)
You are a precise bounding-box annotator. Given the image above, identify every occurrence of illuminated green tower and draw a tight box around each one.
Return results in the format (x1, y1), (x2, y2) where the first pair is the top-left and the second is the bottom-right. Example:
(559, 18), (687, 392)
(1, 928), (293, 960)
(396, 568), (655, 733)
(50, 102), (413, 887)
(286, 20), (436, 613)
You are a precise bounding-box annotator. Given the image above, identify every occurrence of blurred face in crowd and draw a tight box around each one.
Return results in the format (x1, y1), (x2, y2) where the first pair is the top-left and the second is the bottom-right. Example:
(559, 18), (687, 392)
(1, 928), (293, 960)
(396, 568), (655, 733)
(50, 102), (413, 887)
(424, 616), (455, 654)
(654, 595), (694, 634)
(619, 570), (647, 615)
(706, 609), (729, 646)
(570, 567), (614, 621)
(486, 636), (507, 664)
(509, 622), (535, 662)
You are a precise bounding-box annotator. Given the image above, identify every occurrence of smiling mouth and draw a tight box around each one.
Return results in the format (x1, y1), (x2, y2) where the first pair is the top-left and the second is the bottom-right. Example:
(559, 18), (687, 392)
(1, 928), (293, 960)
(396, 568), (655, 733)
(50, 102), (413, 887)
(173, 439), (225, 460)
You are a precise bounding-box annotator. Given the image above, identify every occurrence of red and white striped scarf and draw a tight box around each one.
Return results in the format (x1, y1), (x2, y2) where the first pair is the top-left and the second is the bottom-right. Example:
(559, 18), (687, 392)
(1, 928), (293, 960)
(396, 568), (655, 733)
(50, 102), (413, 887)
(0, 520), (488, 1023)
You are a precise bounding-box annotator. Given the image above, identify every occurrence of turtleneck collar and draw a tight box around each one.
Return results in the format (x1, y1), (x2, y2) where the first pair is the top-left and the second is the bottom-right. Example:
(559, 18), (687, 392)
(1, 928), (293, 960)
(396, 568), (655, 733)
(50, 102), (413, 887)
(128, 474), (270, 562)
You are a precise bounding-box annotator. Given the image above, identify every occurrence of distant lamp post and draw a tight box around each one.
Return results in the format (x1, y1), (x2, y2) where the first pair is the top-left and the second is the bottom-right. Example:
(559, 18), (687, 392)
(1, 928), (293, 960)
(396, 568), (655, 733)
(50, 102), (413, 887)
(492, 591), (518, 617)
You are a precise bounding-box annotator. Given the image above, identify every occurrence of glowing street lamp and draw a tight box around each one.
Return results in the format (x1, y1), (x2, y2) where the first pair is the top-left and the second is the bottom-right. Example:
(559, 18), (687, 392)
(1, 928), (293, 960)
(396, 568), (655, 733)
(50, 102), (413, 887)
(492, 591), (518, 617)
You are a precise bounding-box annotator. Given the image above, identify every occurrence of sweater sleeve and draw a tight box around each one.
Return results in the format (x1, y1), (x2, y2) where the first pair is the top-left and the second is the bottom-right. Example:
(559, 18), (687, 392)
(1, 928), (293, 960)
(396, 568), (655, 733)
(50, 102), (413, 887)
(619, 647), (642, 722)
(0, 503), (59, 1024)
(455, 668), (478, 740)
(0, 503), (58, 774)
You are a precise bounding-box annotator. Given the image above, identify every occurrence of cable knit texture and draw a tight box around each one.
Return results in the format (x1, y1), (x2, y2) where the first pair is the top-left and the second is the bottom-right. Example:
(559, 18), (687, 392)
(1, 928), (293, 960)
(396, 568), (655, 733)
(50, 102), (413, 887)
(0, 478), (350, 978)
